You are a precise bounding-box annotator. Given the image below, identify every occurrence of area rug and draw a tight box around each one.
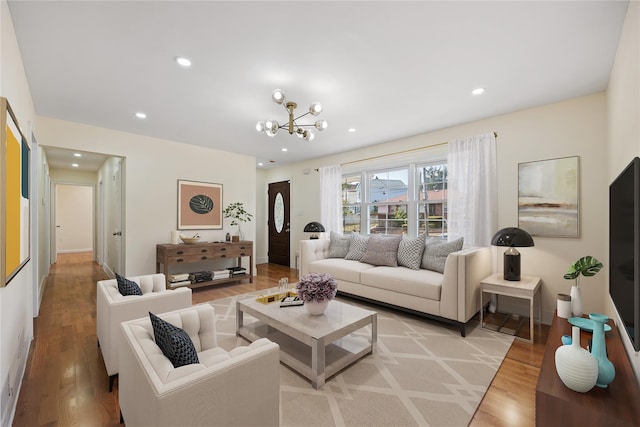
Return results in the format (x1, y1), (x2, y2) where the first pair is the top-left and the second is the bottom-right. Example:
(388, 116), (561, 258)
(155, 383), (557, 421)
(208, 292), (514, 427)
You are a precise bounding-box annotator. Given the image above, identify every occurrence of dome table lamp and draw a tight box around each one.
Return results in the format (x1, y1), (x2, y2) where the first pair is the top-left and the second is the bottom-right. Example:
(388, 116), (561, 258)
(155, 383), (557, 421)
(491, 227), (535, 281)
(304, 222), (325, 239)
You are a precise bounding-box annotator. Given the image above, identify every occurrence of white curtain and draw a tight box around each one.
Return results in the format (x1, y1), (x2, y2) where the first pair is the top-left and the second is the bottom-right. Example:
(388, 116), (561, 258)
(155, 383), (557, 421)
(447, 133), (497, 247)
(320, 164), (343, 234)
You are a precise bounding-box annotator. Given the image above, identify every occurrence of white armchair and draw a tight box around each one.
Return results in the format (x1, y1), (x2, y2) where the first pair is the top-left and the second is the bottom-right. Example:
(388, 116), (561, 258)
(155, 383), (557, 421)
(96, 273), (192, 391)
(118, 304), (280, 427)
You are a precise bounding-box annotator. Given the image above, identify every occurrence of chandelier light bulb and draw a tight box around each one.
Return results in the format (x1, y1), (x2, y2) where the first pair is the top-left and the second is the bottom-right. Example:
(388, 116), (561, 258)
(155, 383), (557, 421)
(256, 121), (266, 133)
(305, 131), (315, 142)
(272, 89), (286, 104)
(309, 102), (323, 116)
(315, 119), (328, 131)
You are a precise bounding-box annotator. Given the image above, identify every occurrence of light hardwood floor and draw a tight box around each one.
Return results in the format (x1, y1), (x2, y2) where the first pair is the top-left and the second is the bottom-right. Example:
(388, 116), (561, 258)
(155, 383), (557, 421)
(13, 252), (548, 426)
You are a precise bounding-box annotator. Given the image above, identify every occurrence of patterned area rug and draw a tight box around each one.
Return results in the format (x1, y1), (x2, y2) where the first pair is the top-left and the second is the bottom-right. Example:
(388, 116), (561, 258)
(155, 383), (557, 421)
(209, 292), (514, 427)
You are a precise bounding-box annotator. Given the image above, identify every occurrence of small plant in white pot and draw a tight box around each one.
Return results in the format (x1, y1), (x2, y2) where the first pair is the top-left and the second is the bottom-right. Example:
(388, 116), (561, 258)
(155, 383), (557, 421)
(563, 256), (603, 317)
(223, 202), (253, 240)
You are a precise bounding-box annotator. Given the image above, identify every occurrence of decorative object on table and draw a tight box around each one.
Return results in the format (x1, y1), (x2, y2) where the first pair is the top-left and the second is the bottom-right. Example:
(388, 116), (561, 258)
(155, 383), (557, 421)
(491, 227), (535, 281)
(296, 272), (338, 315)
(179, 233), (200, 244)
(304, 222), (325, 239)
(555, 325), (598, 393)
(518, 156), (579, 237)
(561, 334), (572, 345)
(177, 179), (223, 230)
(255, 89), (328, 142)
(557, 293), (572, 319)
(589, 313), (616, 388)
(223, 202), (253, 240)
(568, 316), (612, 332)
(563, 255), (603, 317)
(170, 230), (180, 244)
(225, 232), (231, 242)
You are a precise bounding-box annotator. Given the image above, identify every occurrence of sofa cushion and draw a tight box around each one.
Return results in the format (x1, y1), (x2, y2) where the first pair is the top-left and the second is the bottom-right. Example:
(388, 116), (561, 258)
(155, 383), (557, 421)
(149, 312), (200, 368)
(328, 231), (351, 258)
(308, 258), (376, 283)
(397, 234), (427, 270)
(361, 234), (402, 267)
(116, 273), (143, 296)
(360, 266), (443, 300)
(421, 237), (464, 273)
(345, 234), (369, 261)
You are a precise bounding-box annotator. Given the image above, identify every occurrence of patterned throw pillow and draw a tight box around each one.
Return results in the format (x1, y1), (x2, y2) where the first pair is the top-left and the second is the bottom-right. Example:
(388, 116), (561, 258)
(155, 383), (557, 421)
(116, 273), (142, 296)
(361, 234), (402, 266)
(344, 234), (369, 261)
(421, 237), (464, 273)
(328, 231), (351, 258)
(149, 312), (200, 368)
(397, 234), (427, 270)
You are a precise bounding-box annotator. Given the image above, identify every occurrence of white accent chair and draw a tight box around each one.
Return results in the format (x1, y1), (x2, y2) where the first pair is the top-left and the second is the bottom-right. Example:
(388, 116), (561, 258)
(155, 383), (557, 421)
(118, 304), (280, 427)
(97, 273), (192, 391)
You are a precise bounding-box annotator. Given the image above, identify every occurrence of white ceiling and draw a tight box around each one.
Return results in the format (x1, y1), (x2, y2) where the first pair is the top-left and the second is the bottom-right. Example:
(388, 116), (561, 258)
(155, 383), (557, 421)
(8, 1), (629, 171)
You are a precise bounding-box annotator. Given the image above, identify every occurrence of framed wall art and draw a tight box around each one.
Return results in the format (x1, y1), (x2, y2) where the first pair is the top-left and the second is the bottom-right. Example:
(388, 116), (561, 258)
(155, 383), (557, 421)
(1, 97), (31, 287)
(518, 156), (579, 238)
(177, 180), (222, 230)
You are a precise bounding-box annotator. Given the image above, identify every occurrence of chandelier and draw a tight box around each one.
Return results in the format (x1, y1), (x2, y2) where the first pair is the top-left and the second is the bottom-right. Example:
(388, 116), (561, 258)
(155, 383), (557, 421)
(256, 89), (328, 141)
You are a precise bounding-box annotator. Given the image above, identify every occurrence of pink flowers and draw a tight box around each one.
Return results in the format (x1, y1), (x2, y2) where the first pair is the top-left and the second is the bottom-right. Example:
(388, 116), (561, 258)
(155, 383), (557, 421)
(296, 273), (338, 303)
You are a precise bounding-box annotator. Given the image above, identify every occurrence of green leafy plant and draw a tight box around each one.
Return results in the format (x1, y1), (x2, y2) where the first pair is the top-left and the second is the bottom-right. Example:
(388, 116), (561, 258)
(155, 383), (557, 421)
(563, 256), (603, 285)
(223, 202), (253, 226)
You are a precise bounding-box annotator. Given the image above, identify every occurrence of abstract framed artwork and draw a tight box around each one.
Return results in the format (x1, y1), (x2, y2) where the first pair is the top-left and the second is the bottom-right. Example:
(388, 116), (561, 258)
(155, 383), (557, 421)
(1, 97), (30, 287)
(177, 180), (223, 230)
(518, 156), (579, 238)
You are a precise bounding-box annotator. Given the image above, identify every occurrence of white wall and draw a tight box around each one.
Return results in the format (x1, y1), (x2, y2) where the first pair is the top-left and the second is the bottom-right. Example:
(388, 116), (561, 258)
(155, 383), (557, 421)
(260, 92), (608, 325)
(0, 1), (36, 424)
(36, 117), (257, 276)
(55, 184), (93, 253)
(606, 0), (640, 381)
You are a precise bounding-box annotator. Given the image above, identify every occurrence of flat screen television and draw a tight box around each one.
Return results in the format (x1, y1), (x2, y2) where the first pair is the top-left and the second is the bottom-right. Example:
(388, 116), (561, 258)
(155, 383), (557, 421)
(609, 157), (640, 351)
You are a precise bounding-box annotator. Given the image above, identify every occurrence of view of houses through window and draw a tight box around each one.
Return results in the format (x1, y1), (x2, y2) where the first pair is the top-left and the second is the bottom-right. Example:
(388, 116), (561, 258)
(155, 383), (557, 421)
(341, 162), (448, 238)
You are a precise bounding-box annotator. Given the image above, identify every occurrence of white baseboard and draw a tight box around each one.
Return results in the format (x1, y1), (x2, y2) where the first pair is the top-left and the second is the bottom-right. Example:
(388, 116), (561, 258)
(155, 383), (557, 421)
(56, 248), (93, 254)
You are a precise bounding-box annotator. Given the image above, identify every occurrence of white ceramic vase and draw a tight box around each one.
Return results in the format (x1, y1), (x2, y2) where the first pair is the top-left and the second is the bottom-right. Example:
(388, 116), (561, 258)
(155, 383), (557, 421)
(555, 326), (598, 393)
(305, 299), (329, 315)
(570, 285), (583, 317)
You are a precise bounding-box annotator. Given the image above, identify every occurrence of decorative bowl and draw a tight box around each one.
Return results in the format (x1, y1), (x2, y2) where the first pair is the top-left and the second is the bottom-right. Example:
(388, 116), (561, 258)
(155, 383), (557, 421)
(180, 236), (201, 244)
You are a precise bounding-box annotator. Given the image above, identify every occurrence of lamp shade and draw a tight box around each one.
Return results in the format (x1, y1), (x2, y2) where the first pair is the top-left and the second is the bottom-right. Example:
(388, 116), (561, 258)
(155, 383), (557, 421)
(491, 227), (534, 281)
(304, 222), (325, 233)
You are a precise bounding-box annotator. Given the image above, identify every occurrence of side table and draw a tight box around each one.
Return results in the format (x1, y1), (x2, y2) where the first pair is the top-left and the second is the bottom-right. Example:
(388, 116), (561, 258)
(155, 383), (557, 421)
(480, 273), (541, 343)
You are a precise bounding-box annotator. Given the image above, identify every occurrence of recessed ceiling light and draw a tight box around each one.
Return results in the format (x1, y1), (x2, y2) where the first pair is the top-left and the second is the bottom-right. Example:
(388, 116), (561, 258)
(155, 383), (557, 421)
(73, 153), (82, 157)
(471, 88), (485, 96)
(135, 112), (147, 119)
(257, 162), (264, 166)
(282, 148), (288, 152)
(72, 163), (79, 168)
(348, 128), (357, 133)
(175, 57), (192, 67)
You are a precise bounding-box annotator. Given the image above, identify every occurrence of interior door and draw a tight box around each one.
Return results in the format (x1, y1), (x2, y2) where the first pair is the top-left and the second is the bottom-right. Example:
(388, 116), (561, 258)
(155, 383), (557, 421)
(107, 158), (124, 275)
(268, 180), (290, 266)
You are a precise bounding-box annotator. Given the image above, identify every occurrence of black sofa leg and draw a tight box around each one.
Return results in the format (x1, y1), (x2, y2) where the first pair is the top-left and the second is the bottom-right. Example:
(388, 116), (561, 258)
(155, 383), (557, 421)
(460, 323), (466, 337)
(109, 374), (117, 392)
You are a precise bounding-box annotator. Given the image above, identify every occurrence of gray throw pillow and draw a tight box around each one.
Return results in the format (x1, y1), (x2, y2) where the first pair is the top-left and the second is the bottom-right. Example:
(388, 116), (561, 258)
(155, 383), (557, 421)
(397, 234), (427, 270)
(344, 234), (369, 261)
(328, 231), (351, 258)
(361, 234), (402, 266)
(421, 237), (464, 273)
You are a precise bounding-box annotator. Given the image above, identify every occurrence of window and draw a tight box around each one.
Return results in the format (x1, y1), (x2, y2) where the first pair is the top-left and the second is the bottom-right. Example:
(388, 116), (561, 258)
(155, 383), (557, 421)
(342, 161), (448, 237)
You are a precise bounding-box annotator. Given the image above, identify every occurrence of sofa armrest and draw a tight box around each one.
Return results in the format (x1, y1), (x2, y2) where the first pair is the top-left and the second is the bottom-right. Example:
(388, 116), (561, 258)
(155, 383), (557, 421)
(300, 239), (330, 276)
(440, 246), (492, 323)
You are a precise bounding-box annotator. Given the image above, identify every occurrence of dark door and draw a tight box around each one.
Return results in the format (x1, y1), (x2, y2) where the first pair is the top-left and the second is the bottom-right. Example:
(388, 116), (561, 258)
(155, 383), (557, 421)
(268, 180), (290, 266)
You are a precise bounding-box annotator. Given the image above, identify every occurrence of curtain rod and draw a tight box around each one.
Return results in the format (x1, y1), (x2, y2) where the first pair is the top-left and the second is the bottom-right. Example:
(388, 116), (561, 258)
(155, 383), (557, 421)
(339, 132), (498, 167)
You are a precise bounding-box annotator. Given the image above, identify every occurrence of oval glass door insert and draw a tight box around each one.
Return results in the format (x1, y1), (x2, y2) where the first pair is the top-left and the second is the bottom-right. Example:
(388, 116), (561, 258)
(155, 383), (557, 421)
(274, 192), (285, 233)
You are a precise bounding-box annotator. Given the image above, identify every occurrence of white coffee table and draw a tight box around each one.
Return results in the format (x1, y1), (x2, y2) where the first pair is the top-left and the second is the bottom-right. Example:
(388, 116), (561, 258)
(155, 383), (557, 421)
(236, 296), (377, 389)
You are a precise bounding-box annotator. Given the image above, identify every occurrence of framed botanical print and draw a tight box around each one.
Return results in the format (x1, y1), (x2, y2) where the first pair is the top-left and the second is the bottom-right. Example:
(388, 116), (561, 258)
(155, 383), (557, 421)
(177, 180), (223, 230)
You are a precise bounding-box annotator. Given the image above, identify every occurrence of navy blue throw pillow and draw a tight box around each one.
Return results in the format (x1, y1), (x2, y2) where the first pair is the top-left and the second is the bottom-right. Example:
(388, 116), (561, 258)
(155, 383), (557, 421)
(115, 273), (142, 296)
(149, 312), (199, 368)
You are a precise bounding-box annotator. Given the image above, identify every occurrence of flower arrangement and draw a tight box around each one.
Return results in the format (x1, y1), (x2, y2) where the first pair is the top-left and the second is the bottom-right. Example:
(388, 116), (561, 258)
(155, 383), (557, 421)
(563, 255), (603, 286)
(296, 273), (338, 303)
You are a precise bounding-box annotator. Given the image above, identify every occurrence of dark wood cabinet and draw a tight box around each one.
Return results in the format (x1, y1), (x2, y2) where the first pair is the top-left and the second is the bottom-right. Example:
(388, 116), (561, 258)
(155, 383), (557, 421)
(536, 312), (640, 426)
(156, 241), (253, 289)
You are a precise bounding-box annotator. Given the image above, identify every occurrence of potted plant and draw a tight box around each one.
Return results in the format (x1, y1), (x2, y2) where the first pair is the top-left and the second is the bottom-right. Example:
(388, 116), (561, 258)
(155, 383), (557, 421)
(223, 202), (253, 240)
(296, 273), (338, 315)
(563, 255), (603, 317)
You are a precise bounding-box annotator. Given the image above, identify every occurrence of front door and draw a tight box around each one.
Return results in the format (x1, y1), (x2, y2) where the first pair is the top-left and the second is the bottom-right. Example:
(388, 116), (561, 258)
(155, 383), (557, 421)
(268, 180), (290, 266)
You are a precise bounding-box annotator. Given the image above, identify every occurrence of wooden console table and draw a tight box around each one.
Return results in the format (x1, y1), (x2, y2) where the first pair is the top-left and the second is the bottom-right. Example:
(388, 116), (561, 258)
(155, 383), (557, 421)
(536, 312), (640, 426)
(156, 241), (253, 289)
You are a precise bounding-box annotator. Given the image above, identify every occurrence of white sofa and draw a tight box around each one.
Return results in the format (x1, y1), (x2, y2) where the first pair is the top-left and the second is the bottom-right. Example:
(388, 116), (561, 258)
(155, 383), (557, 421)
(119, 304), (280, 427)
(97, 273), (192, 391)
(300, 239), (491, 336)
